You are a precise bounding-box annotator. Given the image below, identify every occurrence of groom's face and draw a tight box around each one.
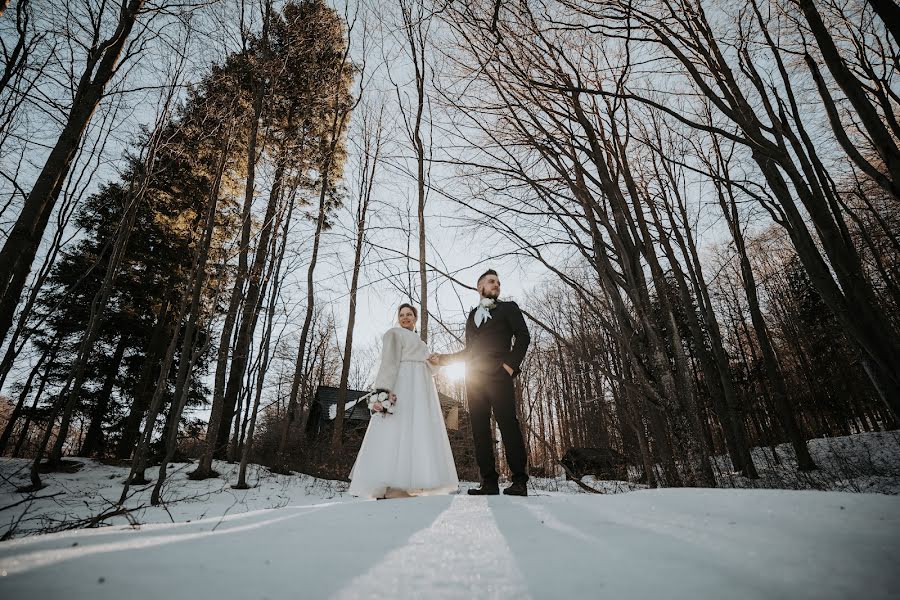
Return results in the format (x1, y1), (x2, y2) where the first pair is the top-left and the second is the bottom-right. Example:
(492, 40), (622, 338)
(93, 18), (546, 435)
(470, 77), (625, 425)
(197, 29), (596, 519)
(478, 274), (500, 299)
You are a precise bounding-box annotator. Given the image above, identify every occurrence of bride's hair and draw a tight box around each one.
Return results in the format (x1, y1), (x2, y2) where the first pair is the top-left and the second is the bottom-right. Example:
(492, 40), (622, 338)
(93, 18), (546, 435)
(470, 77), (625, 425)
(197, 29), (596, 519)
(398, 303), (418, 319)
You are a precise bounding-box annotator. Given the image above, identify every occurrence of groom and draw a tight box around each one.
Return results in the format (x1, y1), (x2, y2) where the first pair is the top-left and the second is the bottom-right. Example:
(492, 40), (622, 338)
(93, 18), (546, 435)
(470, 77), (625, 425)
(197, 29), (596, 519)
(429, 269), (531, 496)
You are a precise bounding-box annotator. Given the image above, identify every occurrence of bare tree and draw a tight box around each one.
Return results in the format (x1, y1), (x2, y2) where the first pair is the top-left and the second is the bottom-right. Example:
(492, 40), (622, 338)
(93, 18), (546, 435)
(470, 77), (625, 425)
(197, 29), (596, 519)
(0, 0), (147, 347)
(332, 96), (385, 451)
(274, 5), (356, 470)
(396, 0), (433, 344)
(234, 179), (295, 489)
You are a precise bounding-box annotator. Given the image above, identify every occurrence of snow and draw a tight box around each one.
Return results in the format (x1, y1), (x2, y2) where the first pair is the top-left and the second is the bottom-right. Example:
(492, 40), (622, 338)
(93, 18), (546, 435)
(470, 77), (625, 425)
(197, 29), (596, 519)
(0, 431), (898, 598)
(0, 459), (349, 539)
(328, 394), (369, 420)
(712, 430), (900, 494)
(0, 487), (897, 599)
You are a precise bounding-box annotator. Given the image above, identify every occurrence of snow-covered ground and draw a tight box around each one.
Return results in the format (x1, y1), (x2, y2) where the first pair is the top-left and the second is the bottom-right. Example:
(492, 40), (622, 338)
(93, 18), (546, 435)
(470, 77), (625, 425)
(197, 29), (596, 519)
(713, 430), (900, 494)
(0, 431), (898, 598)
(0, 485), (897, 599)
(0, 459), (349, 539)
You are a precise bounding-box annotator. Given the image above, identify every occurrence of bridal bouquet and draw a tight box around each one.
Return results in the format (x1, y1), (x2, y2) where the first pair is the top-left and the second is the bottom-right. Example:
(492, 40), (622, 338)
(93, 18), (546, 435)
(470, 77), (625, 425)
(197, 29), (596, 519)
(367, 389), (396, 417)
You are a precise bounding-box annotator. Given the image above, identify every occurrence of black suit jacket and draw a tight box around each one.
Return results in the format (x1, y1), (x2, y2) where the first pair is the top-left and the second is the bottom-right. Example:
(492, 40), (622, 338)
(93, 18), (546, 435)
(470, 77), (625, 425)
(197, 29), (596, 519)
(445, 300), (531, 377)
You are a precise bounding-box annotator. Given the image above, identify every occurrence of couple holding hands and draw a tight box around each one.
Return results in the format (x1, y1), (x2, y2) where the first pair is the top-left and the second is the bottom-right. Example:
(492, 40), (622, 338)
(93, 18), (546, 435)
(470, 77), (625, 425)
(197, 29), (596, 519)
(348, 270), (531, 500)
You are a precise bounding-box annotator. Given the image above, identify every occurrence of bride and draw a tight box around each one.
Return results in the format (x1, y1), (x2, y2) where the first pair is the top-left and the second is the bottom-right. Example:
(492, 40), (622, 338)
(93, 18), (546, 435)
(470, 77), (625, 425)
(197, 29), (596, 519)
(348, 303), (459, 499)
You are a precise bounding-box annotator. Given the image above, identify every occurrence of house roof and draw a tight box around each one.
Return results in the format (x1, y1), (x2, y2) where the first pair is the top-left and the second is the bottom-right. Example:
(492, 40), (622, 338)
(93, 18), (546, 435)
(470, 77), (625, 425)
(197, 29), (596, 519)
(313, 385), (461, 422)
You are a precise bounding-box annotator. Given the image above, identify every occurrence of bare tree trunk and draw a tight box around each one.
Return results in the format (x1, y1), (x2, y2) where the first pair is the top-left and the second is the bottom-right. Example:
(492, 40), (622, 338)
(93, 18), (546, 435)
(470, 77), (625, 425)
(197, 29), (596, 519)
(332, 104), (382, 451)
(216, 155), (286, 461)
(398, 0), (431, 344)
(78, 334), (128, 457)
(798, 0), (900, 198)
(235, 188), (294, 489)
(712, 143), (817, 471)
(115, 299), (171, 459)
(192, 55), (268, 480)
(118, 290), (191, 498)
(639, 143), (758, 478)
(11, 342), (58, 459)
(151, 139), (232, 503)
(276, 60), (354, 469)
(0, 180), (79, 394)
(0, 330), (59, 454)
(0, 0), (145, 347)
(866, 0), (900, 46)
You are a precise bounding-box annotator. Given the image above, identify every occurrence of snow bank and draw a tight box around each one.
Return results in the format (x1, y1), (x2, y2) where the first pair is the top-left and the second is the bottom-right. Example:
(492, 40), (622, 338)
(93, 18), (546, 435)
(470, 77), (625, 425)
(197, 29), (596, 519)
(714, 430), (900, 494)
(0, 459), (349, 540)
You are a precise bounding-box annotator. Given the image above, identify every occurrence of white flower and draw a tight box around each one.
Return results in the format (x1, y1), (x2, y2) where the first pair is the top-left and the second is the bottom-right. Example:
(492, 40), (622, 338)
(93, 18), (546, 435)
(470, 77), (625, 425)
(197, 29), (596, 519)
(368, 390), (396, 416)
(480, 297), (496, 309)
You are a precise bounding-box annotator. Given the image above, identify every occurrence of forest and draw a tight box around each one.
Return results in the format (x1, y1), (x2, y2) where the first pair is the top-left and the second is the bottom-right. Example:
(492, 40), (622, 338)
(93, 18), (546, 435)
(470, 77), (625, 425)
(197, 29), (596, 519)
(0, 0), (897, 501)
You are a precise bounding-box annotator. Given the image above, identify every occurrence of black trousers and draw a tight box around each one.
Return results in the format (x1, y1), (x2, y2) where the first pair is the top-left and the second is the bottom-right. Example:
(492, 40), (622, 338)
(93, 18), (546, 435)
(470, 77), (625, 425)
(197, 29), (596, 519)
(467, 370), (528, 485)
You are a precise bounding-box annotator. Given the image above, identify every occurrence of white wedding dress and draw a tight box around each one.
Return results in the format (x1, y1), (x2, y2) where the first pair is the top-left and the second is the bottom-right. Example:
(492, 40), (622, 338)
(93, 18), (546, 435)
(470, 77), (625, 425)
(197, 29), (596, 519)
(348, 327), (459, 498)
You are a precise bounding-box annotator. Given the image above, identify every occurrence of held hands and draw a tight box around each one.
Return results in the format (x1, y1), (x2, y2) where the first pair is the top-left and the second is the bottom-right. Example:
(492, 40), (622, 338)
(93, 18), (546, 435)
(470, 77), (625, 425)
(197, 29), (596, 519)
(427, 353), (512, 375)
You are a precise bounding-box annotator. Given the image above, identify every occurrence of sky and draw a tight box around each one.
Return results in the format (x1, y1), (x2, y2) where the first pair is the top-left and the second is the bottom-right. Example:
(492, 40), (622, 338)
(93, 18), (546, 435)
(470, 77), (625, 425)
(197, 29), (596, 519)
(0, 0), (548, 399)
(0, 0), (745, 399)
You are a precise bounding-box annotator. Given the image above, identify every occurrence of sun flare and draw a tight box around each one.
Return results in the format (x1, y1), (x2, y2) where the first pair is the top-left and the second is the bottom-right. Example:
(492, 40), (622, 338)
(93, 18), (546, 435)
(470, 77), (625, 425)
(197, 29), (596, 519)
(443, 361), (466, 382)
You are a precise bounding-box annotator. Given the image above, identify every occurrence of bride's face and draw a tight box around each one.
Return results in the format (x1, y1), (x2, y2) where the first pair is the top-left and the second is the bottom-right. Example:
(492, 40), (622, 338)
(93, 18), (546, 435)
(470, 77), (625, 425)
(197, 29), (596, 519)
(398, 307), (417, 330)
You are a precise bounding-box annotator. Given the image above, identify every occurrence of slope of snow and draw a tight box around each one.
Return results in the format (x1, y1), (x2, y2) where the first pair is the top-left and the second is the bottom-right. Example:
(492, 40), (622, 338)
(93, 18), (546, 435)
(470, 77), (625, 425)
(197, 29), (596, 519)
(713, 430), (900, 494)
(1, 430), (898, 542)
(0, 457), (650, 541)
(0, 459), (349, 539)
(0, 488), (897, 599)
(1, 431), (899, 598)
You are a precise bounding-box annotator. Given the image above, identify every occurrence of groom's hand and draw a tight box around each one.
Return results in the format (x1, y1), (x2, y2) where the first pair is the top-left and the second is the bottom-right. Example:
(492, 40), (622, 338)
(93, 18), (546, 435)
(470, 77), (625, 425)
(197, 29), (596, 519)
(502, 363), (513, 376)
(427, 353), (442, 366)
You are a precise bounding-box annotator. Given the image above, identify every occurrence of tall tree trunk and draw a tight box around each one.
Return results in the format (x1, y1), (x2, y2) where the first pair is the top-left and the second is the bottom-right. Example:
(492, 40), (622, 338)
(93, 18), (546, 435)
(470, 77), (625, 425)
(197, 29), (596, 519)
(641, 155), (758, 478)
(215, 157), (285, 460)
(0, 0), (145, 347)
(0, 330), (59, 454)
(276, 80), (352, 469)
(798, 0), (900, 198)
(192, 65), (268, 480)
(235, 190), (293, 489)
(78, 334), (128, 457)
(866, 0), (900, 46)
(152, 141), (230, 501)
(115, 299), (172, 459)
(118, 292), (190, 499)
(332, 108), (381, 451)
(713, 149), (817, 471)
(12, 346), (57, 458)
(0, 192), (77, 395)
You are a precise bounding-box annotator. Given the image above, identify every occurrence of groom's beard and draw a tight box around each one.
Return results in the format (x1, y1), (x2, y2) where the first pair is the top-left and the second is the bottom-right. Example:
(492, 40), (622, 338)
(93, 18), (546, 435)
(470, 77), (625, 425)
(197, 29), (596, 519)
(481, 290), (500, 300)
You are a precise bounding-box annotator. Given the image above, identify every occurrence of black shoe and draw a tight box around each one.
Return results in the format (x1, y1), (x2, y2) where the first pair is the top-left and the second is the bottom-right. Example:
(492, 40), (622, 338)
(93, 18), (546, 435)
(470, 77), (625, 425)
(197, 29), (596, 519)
(467, 483), (500, 495)
(503, 481), (528, 496)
